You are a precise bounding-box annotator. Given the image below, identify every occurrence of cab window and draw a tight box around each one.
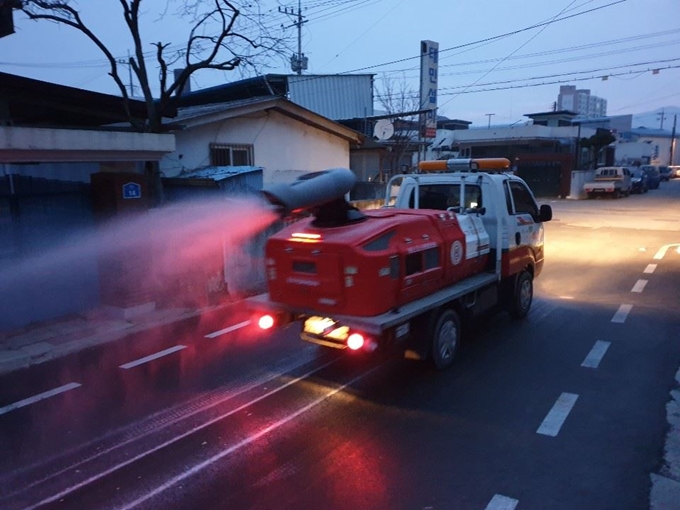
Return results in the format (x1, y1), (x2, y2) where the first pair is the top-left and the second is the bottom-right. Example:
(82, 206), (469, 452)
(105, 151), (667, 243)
(508, 181), (538, 218)
(409, 184), (483, 210)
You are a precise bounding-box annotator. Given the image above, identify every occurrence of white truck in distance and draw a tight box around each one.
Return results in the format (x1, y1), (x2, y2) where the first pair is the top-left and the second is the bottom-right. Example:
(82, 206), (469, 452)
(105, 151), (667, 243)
(584, 166), (632, 199)
(249, 158), (553, 369)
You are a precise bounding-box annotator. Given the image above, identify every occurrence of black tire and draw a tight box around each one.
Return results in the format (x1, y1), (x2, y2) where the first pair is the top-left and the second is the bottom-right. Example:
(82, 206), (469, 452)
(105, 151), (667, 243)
(586, 192), (594, 199)
(508, 271), (533, 319)
(429, 308), (461, 370)
(613, 189), (620, 199)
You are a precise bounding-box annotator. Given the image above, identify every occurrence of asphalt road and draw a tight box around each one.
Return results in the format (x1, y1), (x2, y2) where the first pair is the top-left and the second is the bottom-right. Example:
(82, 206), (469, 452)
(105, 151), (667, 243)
(1, 180), (679, 510)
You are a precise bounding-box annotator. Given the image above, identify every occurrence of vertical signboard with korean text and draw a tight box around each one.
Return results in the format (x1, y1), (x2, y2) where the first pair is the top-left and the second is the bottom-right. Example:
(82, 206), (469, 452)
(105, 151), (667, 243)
(419, 40), (439, 139)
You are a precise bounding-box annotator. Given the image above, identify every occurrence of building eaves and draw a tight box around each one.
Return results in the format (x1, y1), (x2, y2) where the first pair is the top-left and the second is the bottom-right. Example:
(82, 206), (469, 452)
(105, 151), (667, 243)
(0, 71), (172, 128)
(525, 110), (578, 118)
(630, 127), (673, 138)
(167, 96), (363, 144)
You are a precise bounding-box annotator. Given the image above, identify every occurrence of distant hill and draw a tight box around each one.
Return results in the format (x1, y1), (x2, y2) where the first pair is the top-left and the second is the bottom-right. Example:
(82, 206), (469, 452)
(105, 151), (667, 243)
(632, 106), (680, 131)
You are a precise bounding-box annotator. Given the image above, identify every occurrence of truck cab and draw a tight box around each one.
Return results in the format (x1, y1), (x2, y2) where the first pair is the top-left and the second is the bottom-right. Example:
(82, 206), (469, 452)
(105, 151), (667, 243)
(386, 160), (552, 279)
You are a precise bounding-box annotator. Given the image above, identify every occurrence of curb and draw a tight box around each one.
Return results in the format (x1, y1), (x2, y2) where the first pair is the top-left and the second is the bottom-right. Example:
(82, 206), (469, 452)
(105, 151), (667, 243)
(0, 301), (241, 376)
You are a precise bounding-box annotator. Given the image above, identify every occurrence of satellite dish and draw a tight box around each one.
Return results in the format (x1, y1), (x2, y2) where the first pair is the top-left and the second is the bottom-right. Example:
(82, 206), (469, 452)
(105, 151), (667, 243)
(373, 119), (395, 140)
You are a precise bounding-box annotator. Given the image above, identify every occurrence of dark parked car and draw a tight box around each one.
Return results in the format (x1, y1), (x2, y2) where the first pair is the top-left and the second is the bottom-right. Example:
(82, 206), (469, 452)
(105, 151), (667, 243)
(630, 168), (648, 193)
(659, 165), (672, 181)
(640, 165), (661, 189)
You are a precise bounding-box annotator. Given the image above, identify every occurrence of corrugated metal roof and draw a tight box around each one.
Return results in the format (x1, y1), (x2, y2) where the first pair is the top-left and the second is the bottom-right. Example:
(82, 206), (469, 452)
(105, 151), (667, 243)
(287, 75), (374, 120)
(171, 97), (274, 123)
(172, 166), (263, 182)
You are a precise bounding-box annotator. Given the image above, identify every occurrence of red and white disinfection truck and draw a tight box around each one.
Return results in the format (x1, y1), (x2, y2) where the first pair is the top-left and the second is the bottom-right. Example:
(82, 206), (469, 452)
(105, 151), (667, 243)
(247, 158), (552, 369)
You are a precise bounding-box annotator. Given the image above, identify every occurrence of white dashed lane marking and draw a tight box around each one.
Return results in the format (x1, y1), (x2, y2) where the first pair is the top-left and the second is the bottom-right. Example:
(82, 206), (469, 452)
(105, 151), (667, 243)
(120, 346), (187, 370)
(0, 382), (82, 416)
(205, 320), (252, 339)
(631, 280), (648, 293)
(581, 341), (611, 369)
(484, 494), (519, 510)
(537, 392), (579, 437)
(644, 264), (657, 274)
(611, 304), (633, 323)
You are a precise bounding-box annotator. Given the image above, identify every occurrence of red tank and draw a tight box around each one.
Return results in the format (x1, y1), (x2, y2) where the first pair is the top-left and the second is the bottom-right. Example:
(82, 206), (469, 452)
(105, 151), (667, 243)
(266, 209), (490, 317)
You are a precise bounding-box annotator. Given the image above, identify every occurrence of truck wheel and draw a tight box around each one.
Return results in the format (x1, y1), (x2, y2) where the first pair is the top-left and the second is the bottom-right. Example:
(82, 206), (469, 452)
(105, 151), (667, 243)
(509, 271), (533, 319)
(586, 192), (593, 199)
(430, 308), (460, 370)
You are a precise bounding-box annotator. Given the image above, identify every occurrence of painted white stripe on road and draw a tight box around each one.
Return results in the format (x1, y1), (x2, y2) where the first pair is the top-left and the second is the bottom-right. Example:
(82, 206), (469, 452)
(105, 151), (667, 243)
(118, 366), (376, 510)
(0, 382), (81, 416)
(654, 243), (680, 260)
(537, 392), (579, 437)
(204, 320), (251, 339)
(120, 345), (186, 369)
(644, 264), (657, 274)
(581, 340), (611, 369)
(485, 494), (519, 510)
(24, 358), (342, 510)
(631, 279), (648, 293)
(611, 304), (633, 323)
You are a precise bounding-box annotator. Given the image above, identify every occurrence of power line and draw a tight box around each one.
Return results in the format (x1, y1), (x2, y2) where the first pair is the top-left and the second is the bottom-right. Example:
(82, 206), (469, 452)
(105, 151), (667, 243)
(437, 64), (680, 96)
(383, 28), (680, 75)
(333, 0), (628, 74)
(374, 61), (680, 100)
(439, 0), (581, 109)
(437, 57), (680, 91)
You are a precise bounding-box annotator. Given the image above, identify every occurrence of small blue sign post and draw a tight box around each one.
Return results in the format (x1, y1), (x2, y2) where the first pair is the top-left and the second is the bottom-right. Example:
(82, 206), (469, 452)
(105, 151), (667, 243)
(122, 182), (142, 199)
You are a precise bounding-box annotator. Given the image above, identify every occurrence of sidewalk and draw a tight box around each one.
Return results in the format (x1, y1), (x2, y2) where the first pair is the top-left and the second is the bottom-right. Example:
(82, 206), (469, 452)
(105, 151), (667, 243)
(0, 304), (230, 376)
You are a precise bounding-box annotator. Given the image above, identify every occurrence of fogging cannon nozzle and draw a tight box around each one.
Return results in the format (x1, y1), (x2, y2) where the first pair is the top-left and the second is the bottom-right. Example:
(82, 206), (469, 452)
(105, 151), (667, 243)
(261, 168), (366, 227)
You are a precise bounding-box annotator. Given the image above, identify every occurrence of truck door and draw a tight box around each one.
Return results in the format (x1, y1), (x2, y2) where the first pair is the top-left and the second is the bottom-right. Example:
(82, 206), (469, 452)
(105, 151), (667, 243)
(503, 180), (544, 277)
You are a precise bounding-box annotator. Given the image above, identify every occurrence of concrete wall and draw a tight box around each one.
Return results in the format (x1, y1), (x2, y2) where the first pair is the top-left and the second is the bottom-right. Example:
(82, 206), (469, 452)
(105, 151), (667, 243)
(160, 110), (350, 185)
(568, 169), (596, 199)
(0, 126), (174, 163)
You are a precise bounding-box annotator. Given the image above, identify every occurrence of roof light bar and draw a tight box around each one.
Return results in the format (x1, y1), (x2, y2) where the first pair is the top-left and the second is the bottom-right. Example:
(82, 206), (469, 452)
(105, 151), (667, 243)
(418, 158), (511, 173)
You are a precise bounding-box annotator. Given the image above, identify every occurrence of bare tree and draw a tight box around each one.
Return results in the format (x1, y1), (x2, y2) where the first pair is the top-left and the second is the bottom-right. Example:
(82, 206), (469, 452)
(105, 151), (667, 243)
(376, 74), (421, 177)
(17, 0), (289, 202)
(18, 0), (289, 133)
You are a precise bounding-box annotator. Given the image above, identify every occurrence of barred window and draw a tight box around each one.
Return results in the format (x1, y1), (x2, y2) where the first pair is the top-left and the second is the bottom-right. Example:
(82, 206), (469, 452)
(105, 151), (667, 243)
(209, 144), (253, 166)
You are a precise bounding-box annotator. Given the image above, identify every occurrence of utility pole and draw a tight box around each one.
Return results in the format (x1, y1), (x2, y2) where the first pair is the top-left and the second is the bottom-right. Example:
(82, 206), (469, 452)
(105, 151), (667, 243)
(117, 51), (136, 96)
(670, 114), (677, 165)
(280, 0), (307, 75)
(485, 113), (495, 128)
(127, 50), (135, 97)
(658, 108), (665, 130)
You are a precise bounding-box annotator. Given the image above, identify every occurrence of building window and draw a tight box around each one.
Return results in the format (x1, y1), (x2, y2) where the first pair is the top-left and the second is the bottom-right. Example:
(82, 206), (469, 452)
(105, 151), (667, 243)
(209, 144), (253, 166)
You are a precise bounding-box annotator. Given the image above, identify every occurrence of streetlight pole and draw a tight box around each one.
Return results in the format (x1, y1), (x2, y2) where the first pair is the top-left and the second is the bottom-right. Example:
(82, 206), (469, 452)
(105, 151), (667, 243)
(485, 113), (495, 128)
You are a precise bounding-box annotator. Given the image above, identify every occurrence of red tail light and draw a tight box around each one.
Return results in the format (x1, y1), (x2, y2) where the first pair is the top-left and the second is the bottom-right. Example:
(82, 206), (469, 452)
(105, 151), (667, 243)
(258, 314), (275, 330)
(347, 333), (365, 350)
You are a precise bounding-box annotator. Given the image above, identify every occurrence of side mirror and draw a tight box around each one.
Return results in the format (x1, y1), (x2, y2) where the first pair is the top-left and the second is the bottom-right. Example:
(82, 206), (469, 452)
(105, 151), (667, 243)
(538, 204), (552, 223)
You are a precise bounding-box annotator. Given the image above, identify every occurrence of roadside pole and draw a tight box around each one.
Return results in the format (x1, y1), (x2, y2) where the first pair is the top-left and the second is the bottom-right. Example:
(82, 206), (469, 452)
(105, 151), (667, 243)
(669, 115), (677, 166)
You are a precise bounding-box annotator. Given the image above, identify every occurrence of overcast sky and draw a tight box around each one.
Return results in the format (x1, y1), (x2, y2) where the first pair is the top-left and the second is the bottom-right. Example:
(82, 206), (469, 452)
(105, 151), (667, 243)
(1, 0), (679, 127)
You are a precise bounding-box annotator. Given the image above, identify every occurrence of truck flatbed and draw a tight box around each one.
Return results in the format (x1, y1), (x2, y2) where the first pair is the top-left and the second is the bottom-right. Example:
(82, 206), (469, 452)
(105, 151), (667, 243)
(246, 272), (499, 335)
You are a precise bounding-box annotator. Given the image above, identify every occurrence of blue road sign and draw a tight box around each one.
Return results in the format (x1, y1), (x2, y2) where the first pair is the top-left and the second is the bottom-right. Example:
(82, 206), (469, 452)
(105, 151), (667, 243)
(122, 182), (142, 199)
